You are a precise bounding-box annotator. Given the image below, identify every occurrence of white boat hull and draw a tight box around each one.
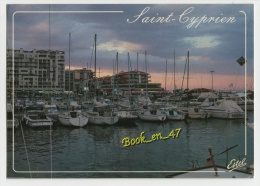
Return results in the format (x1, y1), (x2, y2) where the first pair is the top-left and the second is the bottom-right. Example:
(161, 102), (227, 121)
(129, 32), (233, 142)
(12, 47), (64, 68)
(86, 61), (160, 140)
(188, 108), (210, 119)
(58, 112), (88, 127)
(138, 113), (166, 122)
(58, 116), (88, 127)
(28, 120), (53, 127)
(24, 118), (53, 127)
(208, 110), (244, 119)
(104, 116), (119, 125)
(83, 110), (119, 125)
(202, 109), (245, 119)
(201, 100), (244, 119)
(23, 112), (53, 128)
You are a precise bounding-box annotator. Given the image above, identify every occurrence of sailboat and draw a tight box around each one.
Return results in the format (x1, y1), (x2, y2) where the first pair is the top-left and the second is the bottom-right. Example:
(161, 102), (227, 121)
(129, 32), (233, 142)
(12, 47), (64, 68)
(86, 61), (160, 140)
(138, 109), (166, 122)
(138, 107), (166, 122)
(115, 53), (139, 124)
(81, 34), (118, 126)
(58, 33), (88, 127)
(178, 51), (210, 119)
(82, 104), (119, 125)
(58, 110), (88, 127)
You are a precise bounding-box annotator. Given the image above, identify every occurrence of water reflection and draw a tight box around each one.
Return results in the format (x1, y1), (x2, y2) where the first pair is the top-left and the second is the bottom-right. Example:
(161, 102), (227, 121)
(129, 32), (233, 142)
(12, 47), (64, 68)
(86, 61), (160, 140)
(7, 114), (254, 178)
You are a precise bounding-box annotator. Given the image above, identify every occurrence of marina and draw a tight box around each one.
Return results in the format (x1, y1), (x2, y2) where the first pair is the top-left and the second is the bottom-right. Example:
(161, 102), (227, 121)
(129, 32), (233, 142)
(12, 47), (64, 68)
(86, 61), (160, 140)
(6, 92), (254, 178)
(6, 43), (254, 178)
(4, 3), (255, 180)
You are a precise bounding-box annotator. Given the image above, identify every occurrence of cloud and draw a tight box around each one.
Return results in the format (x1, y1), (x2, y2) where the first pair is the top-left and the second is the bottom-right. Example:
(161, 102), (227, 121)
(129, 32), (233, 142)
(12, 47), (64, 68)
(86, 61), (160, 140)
(30, 21), (49, 32)
(178, 55), (212, 63)
(7, 4), (254, 90)
(181, 36), (221, 49)
(98, 40), (143, 53)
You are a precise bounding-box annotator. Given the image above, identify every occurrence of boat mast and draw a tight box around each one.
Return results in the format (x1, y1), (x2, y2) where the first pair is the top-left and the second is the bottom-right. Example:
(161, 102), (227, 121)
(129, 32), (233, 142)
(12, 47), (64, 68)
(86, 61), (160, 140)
(165, 59), (167, 91)
(173, 50), (176, 102)
(112, 60), (115, 100)
(187, 51), (189, 107)
(128, 52), (131, 97)
(145, 51), (147, 95)
(69, 33), (71, 99)
(94, 34), (97, 97)
(116, 52), (118, 96)
(187, 51), (189, 90)
(137, 52), (139, 96)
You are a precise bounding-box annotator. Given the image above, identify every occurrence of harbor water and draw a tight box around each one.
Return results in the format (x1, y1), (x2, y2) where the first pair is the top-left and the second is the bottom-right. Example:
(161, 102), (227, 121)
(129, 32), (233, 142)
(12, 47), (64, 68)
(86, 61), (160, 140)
(7, 111), (254, 178)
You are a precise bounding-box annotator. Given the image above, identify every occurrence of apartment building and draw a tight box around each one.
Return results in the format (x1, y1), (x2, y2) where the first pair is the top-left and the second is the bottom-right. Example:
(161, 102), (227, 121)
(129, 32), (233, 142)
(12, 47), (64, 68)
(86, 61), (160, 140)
(98, 70), (163, 93)
(65, 68), (94, 94)
(6, 48), (65, 95)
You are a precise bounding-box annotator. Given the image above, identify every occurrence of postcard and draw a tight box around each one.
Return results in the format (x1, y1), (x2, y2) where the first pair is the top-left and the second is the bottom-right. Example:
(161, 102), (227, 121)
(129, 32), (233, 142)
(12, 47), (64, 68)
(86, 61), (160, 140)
(1, 1), (259, 186)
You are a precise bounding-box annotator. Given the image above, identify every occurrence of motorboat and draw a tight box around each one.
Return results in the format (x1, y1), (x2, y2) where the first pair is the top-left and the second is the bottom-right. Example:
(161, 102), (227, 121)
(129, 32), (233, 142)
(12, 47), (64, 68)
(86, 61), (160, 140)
(200, 99), (244, 119)
(227, 93), (254, 111)
(22, 110), (53, 127)
(217, 91), (254, 111)
(58, 110), (88, 127)
(189, 92), (219, 106)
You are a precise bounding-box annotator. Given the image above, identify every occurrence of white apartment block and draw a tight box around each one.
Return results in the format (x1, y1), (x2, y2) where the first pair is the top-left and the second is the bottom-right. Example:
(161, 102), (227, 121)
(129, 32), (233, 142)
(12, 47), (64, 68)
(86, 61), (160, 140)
(7, 48), (65, 94)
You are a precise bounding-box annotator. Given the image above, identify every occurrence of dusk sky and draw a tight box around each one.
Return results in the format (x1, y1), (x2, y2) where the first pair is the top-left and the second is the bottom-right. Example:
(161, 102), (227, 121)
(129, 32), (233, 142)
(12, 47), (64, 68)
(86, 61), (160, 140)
(7, 4), (254, 91)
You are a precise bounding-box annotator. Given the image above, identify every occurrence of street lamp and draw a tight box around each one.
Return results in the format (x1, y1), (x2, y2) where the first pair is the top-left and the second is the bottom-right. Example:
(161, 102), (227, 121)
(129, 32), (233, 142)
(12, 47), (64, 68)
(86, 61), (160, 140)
(210, 70), (214, 91)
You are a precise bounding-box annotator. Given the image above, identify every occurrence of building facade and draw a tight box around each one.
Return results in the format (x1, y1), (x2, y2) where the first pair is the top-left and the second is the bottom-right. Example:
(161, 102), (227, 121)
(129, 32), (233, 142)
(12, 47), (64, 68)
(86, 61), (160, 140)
(66, 68), (94, 94)
(6, 48), (65, 95)
(98, 70), (164, 94)
(6, 49), (163, 98)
